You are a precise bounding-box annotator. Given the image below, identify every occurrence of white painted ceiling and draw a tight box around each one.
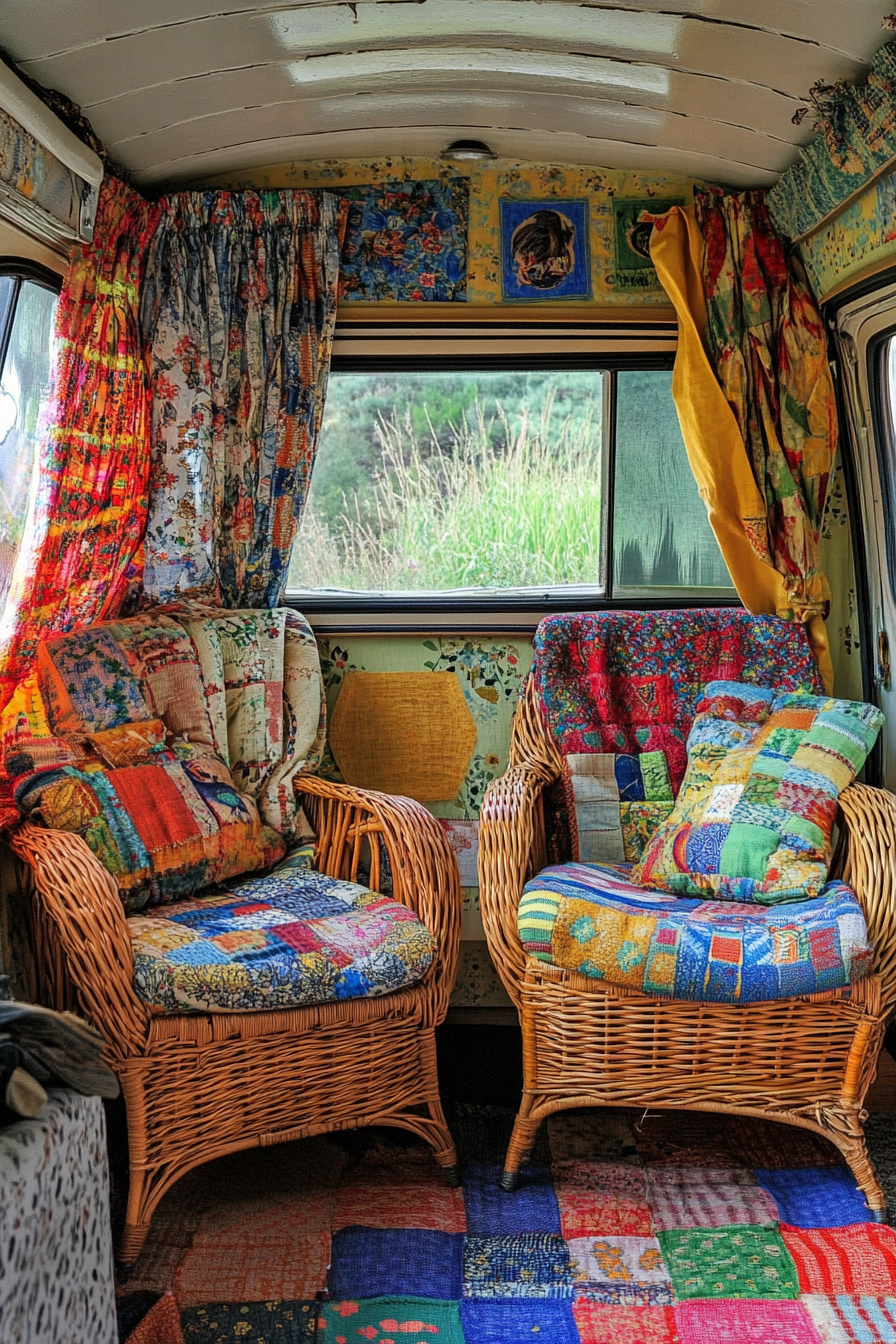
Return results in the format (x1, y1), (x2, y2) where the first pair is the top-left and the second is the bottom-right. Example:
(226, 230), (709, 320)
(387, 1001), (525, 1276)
(1, 1), (894, 187)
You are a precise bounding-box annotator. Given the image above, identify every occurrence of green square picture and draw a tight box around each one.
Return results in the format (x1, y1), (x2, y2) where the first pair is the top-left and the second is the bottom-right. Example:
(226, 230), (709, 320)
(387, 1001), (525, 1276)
(613, 198), (684, 292)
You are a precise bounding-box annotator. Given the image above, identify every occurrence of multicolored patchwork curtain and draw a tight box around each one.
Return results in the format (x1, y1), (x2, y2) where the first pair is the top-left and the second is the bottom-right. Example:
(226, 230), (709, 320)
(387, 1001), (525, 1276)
(0, 175), (160, 721)
(140, 190), (347, 608)
(650, 191), (836, 692)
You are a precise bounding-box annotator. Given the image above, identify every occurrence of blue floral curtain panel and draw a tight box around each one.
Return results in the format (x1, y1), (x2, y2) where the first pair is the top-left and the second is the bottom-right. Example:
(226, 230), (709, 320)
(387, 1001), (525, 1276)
(140, 190), (347, 608)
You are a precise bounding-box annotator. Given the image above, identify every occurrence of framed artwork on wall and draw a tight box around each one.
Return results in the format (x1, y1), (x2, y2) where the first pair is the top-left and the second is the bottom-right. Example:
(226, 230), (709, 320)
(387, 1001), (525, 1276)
(611, 197), (684, 293)
(499, 198), (591, 301)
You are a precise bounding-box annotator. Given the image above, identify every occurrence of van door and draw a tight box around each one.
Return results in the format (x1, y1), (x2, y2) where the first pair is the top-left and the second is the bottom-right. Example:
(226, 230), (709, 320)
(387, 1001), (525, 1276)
(833, 281), (896, 789)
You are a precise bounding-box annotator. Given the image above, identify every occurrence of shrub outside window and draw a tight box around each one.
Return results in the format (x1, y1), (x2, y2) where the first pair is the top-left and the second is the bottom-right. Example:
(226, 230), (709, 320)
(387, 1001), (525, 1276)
(288, 363), (733, 604)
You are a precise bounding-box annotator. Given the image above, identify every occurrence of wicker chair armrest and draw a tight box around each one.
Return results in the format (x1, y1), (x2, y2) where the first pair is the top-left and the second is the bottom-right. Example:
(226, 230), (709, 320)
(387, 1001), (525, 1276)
(478, 765), (551, 1010)
(9, 824), (149, 1057)
(296, 775), (461, 1020)
(837, 781), (896, 1014)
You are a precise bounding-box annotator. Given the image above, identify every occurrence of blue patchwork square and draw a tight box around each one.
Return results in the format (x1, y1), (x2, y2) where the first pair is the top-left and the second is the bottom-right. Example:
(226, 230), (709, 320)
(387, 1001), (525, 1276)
(463, 1234), (574, 1298)
(164, 940), (231, 966)
(463, 1163), (561, 1235)
(755, 1166), (873, 1228)
(328, 1226), (464, 1299)
(460, 1298), (579, 1343)
(615, 755), (645, 802)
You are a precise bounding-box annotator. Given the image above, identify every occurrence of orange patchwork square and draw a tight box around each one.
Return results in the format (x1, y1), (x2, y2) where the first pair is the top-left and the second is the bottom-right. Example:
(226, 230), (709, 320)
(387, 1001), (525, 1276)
(573, 1301), (680, 1343)
(710, 936), (742, 965)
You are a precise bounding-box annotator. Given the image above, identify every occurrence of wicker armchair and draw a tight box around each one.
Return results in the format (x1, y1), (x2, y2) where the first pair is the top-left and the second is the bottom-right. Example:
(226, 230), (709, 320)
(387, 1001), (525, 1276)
(11, 774), (461, 1262)
(480, 671), (896, 1218)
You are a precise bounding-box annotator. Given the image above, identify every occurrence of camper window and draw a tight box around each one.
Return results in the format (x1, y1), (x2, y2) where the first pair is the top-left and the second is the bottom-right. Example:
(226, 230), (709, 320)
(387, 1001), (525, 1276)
(288, 362), (733, 608)
(0, 262), (59, 622)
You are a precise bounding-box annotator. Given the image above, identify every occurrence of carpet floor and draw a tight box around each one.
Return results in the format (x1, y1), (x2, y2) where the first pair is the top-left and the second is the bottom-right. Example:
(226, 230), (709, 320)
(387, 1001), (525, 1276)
(115, 1098), (896, 1344)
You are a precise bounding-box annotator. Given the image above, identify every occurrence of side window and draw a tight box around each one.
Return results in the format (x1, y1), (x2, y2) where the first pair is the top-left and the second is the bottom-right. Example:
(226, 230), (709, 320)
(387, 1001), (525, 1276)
(0, 265), (60, 613)
(613, 368), (733, 594)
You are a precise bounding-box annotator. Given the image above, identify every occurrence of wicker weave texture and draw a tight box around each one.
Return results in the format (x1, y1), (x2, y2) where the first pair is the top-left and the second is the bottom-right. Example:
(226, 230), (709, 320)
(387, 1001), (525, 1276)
(13, 774), (462, 1261)
(329, 671), (477, 802)
(479, 673), (896, 1216)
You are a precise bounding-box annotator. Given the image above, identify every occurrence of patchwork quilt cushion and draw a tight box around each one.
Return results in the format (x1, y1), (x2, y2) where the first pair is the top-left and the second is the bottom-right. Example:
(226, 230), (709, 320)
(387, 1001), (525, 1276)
(15, 754), (285, 913)
(128, 847), (437, 1013)
(518, 862), (871, 1003)
(634, 682), (884, 904)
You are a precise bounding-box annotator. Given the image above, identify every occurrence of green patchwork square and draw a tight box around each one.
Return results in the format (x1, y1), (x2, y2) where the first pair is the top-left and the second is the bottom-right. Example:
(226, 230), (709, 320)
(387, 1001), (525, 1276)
(764, 727), (804, 758)
(719, 823), (780, 880)
(808, 724), (867, 769)
(640, 751), (673, 802)
(781, 814), (825, 847)
(322, 1298), (465, 1344)
(752, 752), (790, 779)
(741, 773), (780, 805)
(658, 1225), (799, 1301)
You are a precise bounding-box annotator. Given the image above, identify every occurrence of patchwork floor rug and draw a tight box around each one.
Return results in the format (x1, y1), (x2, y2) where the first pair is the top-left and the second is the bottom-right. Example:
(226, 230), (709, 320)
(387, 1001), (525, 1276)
(117, 1104), (896, 1344)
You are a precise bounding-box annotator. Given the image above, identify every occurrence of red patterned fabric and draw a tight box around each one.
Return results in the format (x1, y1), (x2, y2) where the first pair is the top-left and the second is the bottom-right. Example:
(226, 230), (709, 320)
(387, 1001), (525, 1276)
(124, 1292), (184, 1344)
(0, 176), (161, 718)
(781, 1224), (896, 1294)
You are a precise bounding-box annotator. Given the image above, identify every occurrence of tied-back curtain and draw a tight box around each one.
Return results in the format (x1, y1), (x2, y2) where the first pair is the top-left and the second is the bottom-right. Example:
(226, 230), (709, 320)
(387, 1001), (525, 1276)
(140, 189), (347, 608)
(650, 191), (836, 692)
(0, 175), (160, 720)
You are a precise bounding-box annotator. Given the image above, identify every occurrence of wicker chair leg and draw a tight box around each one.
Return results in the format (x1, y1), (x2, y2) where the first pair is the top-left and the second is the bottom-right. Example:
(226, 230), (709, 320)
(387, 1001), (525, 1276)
(831, 1127), (888, 1222)
(500, 1103), (542, 1192)
(426, 1097), (460, 1185)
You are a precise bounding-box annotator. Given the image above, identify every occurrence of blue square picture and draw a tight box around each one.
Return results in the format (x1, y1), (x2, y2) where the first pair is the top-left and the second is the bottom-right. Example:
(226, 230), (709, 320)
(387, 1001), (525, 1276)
(500, 198), (591, 301)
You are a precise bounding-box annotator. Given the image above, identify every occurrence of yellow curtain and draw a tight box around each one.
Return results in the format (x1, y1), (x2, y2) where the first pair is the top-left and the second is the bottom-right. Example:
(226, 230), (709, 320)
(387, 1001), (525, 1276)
(650, 204), (833, 693)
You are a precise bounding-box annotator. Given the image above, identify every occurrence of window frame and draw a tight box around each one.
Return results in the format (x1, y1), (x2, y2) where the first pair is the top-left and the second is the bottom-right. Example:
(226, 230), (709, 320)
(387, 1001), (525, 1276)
(288, 327), (738, 631)
(0, 257), (62, 629)
(0, 257), (61, 373)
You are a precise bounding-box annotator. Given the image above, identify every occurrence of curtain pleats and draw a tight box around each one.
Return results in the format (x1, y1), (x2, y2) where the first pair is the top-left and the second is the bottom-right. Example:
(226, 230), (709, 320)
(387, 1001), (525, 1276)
(650, 193), (836, 692)
(139, 190), (347, 608)
(0, 176), (160, 720)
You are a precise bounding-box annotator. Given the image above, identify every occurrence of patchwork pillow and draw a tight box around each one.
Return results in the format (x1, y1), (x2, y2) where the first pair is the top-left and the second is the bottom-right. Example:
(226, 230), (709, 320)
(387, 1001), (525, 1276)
(15, 754), (285, 912)
(36, 615), (218, 756)
(633, 682), (884, 904)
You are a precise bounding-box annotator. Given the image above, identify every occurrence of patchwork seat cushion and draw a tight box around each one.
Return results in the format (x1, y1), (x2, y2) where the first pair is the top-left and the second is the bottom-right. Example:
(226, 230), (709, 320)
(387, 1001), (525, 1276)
(129, 847), (438, 1013)
(518, 862), (871, 1004)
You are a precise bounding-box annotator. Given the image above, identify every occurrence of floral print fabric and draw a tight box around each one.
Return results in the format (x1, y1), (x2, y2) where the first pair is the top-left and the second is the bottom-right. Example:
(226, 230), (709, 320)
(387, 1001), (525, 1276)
(339, 178), (468, 301)
(695, 189), (836, 629)
(140, 190), (346, 608)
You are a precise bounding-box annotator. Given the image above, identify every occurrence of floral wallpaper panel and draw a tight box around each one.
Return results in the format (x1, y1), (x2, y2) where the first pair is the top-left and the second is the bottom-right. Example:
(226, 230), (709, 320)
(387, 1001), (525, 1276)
(198, 155), (699, 307)
(317, 634), (534, 1009)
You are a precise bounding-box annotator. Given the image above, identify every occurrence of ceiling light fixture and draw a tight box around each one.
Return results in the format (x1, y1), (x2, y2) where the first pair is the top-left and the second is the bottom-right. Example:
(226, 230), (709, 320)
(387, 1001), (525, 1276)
(440, 139), (497, 163)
